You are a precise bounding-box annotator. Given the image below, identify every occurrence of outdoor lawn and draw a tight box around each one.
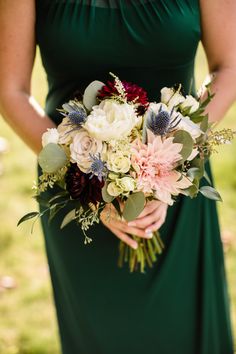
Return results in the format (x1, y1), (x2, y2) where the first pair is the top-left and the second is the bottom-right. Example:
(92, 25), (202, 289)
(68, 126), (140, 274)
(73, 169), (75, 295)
(0, 45), (235, 353)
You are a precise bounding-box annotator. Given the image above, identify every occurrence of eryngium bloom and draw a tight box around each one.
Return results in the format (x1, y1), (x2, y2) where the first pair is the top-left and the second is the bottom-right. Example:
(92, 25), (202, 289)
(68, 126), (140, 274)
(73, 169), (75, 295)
(66, 163), (104, 205)
(97, 80), (149, 115)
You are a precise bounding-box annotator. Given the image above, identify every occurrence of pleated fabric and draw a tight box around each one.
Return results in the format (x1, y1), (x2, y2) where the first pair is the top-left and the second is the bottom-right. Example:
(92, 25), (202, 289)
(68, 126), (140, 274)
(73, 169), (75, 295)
(36, 1), (234, 353)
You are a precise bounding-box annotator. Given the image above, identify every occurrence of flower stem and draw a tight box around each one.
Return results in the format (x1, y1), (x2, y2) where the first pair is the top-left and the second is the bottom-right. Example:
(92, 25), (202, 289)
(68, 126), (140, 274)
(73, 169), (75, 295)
(118, 232), (164, 272)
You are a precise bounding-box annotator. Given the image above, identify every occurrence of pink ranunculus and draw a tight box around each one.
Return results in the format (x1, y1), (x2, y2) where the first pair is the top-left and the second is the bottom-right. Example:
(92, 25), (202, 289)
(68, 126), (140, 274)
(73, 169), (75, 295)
(131, 131), (192, 205)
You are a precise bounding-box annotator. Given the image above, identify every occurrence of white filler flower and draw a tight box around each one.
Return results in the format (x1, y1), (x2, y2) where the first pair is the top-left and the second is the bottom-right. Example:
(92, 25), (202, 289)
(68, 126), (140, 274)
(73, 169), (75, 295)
(180, 95), (200, 114)
(161, 87), (185, 109)
(42, 128), (59, 147)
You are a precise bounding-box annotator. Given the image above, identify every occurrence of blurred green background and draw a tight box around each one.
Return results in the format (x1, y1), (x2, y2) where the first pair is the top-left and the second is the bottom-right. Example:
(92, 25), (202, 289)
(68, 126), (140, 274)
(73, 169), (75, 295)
(0, 45), (235, 353)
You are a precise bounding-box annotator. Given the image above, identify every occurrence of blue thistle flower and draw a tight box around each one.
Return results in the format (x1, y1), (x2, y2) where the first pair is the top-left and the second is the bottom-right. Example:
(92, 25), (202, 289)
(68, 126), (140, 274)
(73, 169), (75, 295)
(89, 154), (107, 182)
(146, 110), (171, 136)
(68, 109), (87, 126)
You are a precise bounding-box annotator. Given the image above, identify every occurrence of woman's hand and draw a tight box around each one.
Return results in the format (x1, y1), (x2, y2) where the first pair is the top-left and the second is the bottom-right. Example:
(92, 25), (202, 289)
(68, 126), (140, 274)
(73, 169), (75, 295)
(100, 200), (168, 250)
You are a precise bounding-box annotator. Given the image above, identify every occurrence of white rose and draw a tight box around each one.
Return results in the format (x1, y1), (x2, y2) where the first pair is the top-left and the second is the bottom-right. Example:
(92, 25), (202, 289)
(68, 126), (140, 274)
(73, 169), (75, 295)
(180, 95), (200, 114)
(107, 181), (123, 197)
(107, 177), (135, 197)
(161, 87), (185, 110)
(84, 99), (138, 141)
(119, 177), (135, 192)
(70, 129), (104, 172)
(177, 116), (202, 139)
(42, 128), (59, 147)
(107, 151), (131, 173)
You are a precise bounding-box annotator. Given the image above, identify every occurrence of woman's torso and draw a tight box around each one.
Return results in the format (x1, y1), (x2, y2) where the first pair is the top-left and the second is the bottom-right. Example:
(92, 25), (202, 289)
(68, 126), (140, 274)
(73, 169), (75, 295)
(35, 0), (201, 124)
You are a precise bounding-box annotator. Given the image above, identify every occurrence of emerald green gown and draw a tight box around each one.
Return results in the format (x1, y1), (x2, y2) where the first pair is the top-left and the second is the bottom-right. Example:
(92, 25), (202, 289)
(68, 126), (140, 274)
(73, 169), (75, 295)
(35, 1), (234, 353)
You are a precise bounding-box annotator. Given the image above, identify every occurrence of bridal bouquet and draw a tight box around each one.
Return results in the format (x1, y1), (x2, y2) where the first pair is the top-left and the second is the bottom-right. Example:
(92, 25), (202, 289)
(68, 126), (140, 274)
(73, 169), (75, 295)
(18, 73), (235, 272)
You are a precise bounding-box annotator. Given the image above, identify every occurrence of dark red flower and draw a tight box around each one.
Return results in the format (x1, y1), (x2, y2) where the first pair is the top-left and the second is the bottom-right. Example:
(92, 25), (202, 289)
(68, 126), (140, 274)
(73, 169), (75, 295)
(97, 80), (149, 115)
(65, 163), (104, 205)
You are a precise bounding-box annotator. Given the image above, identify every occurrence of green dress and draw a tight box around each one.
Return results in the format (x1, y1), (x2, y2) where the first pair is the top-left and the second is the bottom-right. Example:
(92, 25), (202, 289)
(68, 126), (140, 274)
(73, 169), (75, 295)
(36, 1), (234, 353)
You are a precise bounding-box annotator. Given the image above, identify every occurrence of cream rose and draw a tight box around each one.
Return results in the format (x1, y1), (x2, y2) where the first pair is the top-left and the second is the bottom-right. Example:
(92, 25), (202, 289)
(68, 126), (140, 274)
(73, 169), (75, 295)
(70, 129), (104, 172)
(107, 181), (123, 197)
(180, 95), (200, 114)
(107, 177), (135, 197)
(107, 151), (131, 173)
(42, 128), (59, 147)
(84, 99), (138, 141)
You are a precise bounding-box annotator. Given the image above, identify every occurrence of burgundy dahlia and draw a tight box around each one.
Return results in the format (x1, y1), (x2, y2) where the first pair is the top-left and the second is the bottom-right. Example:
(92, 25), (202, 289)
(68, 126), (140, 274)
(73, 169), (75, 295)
(97, 80), (149, 115)
(65, 163), (104, 205)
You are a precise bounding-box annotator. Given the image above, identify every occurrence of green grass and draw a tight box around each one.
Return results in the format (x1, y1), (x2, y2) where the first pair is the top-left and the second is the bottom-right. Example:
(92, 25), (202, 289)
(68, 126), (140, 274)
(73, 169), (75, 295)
(0, 46), (235, 353)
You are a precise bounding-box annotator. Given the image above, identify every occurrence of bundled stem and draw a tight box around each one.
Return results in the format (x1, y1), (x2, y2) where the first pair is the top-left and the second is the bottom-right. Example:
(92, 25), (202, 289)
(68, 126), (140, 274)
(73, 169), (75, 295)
(118, 231), (164, 273)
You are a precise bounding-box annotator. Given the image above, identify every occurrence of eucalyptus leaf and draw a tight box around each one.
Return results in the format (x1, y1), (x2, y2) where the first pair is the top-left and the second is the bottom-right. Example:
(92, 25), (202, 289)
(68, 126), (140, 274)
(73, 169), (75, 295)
(60, 209), (76, 229)
(123, 192), (145, 222)
(83, 80), (105, 111)
(173, 130), (193, 162)
(38, 143), (68, 173)
(102, 183), (115, 203)
(17, 212), (40, 226)
(199, 186), (222, 202)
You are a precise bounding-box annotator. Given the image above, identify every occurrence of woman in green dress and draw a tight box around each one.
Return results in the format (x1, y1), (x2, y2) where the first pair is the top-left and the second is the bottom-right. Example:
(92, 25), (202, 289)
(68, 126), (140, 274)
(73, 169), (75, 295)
(0, 1), (235, 353)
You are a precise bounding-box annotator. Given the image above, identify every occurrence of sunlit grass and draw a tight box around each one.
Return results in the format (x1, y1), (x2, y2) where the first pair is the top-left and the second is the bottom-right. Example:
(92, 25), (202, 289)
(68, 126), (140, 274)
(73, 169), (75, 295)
(0, 46), (235, 353)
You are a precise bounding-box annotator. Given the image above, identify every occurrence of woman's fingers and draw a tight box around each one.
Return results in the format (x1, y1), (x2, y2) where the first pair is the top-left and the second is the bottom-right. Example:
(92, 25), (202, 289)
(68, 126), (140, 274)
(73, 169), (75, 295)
(100, 200), (168, 249)
(128, 202), (168, 230)
(136, 200), (158, 219)
(101, 206), (151, 238)
(102, 211), (153, 239)
(109, 226), (138, 250)
(145, 215), (167, 233)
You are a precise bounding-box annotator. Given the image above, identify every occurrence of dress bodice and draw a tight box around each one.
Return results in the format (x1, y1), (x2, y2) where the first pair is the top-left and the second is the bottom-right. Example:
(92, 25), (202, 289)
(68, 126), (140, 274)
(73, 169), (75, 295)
(36, 0), (200, 123)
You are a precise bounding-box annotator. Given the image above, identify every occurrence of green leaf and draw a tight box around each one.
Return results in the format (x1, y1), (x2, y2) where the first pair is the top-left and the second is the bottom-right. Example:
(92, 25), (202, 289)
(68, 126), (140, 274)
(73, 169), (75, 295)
(49, 202), (68, 223)
(123, 192), (145, 222)
(60, 209), (76, 229)
(187, 167), (203, 180)
(102, 183), (115, 203)
(83, 80), (105, 111)
(38, 143), (68, 173)
(203, 171), (212, 185)
(17, 212), (40, 226)
(199, 186), (222, 202)
(181, 184), (199, 198)
(49, 191), (69, 205)
(200, 115), (209, 133)
(173, 130), (194, 162)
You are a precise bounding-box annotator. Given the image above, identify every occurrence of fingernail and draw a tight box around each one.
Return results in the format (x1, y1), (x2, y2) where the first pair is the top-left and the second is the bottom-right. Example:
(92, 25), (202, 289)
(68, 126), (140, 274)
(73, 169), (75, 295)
(145, 229), (152, 235)
(132, 243), (138, 250)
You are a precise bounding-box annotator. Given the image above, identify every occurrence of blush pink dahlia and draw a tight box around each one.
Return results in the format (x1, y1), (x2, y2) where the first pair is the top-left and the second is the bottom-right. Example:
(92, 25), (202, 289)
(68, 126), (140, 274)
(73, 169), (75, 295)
(97, 80), (149, 115)
(131, 131), (192, 205)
